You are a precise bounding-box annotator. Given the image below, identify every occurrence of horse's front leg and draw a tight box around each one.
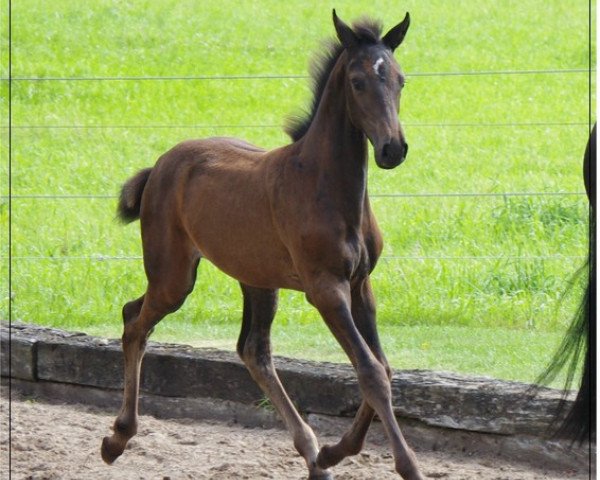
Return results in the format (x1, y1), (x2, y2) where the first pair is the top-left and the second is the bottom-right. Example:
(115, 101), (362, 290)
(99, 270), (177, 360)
(237, 284), (333, 480)
(317, 277), (390, 469)
(306, 277), (424, 480)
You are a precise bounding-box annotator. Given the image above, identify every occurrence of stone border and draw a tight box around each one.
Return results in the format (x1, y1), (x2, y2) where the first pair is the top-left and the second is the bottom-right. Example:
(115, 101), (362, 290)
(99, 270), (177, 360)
(1, 322), (592, 470)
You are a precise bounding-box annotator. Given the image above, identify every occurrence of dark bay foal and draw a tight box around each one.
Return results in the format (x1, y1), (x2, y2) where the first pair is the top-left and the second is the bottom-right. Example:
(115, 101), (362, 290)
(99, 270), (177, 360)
(102, 10), (423, 480)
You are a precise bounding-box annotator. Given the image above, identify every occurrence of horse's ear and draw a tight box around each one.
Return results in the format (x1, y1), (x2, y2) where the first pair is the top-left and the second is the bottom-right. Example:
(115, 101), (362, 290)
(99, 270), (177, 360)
(382, 12), (410, 52)
(333, 9), (358, 49)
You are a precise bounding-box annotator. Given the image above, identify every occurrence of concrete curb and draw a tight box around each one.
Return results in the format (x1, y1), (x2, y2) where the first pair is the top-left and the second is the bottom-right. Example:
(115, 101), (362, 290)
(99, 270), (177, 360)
(1, 322), (592, 471)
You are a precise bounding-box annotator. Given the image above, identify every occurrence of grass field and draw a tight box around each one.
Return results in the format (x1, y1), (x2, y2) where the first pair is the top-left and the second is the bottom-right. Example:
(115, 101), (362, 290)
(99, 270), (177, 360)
(0, 0), (596, 386)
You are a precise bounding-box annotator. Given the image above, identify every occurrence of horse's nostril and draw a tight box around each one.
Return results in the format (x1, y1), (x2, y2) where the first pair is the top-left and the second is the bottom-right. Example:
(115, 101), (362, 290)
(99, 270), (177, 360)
(382, 143), (390, 158)
(404, 142), (409, 157)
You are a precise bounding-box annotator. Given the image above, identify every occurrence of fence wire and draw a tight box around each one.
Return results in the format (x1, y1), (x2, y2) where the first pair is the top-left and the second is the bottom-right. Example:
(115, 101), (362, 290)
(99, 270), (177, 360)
(1, 67), (590, 83)
(1, 191), (586, 200)
(1, 121), (588, 131)
(3, 65), (591, 266)
(5, 254), (588, 262)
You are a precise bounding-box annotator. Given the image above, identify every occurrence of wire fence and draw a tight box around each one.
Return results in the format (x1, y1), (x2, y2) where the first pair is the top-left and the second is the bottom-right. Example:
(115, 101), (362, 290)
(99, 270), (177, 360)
(1, 191), (587, 200)
(3, 254), (587, 262)
(4, 65), (592, 264)
(1, 121), (589, 130)
(0, 67), (589, 82)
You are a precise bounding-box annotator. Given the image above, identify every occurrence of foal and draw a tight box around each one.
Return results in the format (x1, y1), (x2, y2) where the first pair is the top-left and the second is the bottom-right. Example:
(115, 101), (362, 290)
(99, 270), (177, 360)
(102, 10), (423, 480)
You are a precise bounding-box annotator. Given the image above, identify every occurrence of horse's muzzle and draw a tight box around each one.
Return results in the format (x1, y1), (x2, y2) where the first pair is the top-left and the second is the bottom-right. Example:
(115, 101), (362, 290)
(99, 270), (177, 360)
(375, 139), (408, 169)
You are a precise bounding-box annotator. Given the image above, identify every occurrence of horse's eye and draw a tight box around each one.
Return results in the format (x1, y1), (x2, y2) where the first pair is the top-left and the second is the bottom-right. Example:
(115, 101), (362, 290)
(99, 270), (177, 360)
(351, 78), (365, 92)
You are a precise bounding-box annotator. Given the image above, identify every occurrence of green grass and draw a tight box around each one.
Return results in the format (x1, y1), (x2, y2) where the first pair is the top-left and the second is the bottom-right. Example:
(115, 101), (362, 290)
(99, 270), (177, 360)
(1, 0), (595, 386)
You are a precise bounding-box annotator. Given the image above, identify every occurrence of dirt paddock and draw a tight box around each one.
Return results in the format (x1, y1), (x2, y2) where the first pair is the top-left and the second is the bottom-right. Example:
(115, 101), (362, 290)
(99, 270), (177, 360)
(0, 392), (592, 480)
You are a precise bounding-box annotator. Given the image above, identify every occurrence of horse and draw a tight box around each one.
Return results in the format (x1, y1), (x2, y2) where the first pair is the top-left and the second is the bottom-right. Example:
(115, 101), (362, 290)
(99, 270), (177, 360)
(535, 123), (596, 444)
(101, 10), (424, 480)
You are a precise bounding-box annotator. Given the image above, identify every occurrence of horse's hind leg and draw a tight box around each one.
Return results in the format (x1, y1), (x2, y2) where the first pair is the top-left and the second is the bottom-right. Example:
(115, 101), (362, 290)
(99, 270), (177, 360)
(101, 229), (200, 464)
(237, 284), (333, 480)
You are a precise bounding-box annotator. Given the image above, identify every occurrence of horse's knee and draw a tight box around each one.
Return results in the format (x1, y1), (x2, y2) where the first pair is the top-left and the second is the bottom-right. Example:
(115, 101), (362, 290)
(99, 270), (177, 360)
(241, 339), (270, 372)
(357, 361), (391, 400)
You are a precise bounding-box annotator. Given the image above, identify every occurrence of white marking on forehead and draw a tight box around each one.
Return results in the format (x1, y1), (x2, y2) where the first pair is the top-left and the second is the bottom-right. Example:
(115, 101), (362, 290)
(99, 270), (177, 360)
(373, 57), (385, 76)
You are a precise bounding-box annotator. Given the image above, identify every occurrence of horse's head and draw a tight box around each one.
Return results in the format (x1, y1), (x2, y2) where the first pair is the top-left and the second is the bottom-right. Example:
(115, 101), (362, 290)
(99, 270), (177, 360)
(333, 10), (410, 169)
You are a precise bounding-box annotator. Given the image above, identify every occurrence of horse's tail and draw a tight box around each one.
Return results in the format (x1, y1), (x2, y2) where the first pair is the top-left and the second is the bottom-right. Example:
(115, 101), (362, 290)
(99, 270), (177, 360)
(536, 262), (594, 443)
(534, 123), (596, 444)
(117, 168), (152, 223)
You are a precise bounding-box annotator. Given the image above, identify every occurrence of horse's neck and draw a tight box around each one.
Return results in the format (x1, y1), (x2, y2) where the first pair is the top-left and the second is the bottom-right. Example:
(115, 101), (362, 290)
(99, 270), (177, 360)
(300, 63), (369, 225)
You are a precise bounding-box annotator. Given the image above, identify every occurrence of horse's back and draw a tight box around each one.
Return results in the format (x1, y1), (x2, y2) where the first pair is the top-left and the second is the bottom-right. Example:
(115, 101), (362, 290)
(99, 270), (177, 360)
(213, 137), (266, 154)
(144, 137), (268, 206)
(156, 137), (266, 171)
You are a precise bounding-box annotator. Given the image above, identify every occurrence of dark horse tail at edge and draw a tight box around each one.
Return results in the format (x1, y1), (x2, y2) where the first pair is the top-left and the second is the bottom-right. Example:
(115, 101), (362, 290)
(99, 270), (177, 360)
(536, 124), (596, 444)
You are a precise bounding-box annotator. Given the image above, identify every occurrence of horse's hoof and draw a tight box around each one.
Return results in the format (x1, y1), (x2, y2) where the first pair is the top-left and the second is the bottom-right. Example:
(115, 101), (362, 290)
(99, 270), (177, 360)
(101, 436), (124, 465)
(308, 472), (334, 480)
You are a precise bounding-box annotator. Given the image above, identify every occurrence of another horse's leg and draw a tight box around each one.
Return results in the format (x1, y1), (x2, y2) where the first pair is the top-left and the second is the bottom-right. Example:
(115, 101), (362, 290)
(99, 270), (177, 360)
(101, 229), (200, 464)
(307, 278), (423, 480)
(317, 278), (390, 469)
(237, 284), (333, 480)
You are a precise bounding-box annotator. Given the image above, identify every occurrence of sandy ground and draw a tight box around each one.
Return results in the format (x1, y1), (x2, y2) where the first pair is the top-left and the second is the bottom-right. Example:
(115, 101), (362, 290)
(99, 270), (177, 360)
(0, 394), (591, 480)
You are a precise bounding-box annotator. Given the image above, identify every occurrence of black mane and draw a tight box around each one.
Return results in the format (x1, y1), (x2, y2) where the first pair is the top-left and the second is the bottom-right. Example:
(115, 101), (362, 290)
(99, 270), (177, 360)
(284, 18), (383, 142)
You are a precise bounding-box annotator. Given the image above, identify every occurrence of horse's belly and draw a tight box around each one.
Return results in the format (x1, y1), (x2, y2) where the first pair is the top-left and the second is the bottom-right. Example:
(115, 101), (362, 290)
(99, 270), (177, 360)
(185, 208), (301, 290)
(201, 242), (301, 291)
